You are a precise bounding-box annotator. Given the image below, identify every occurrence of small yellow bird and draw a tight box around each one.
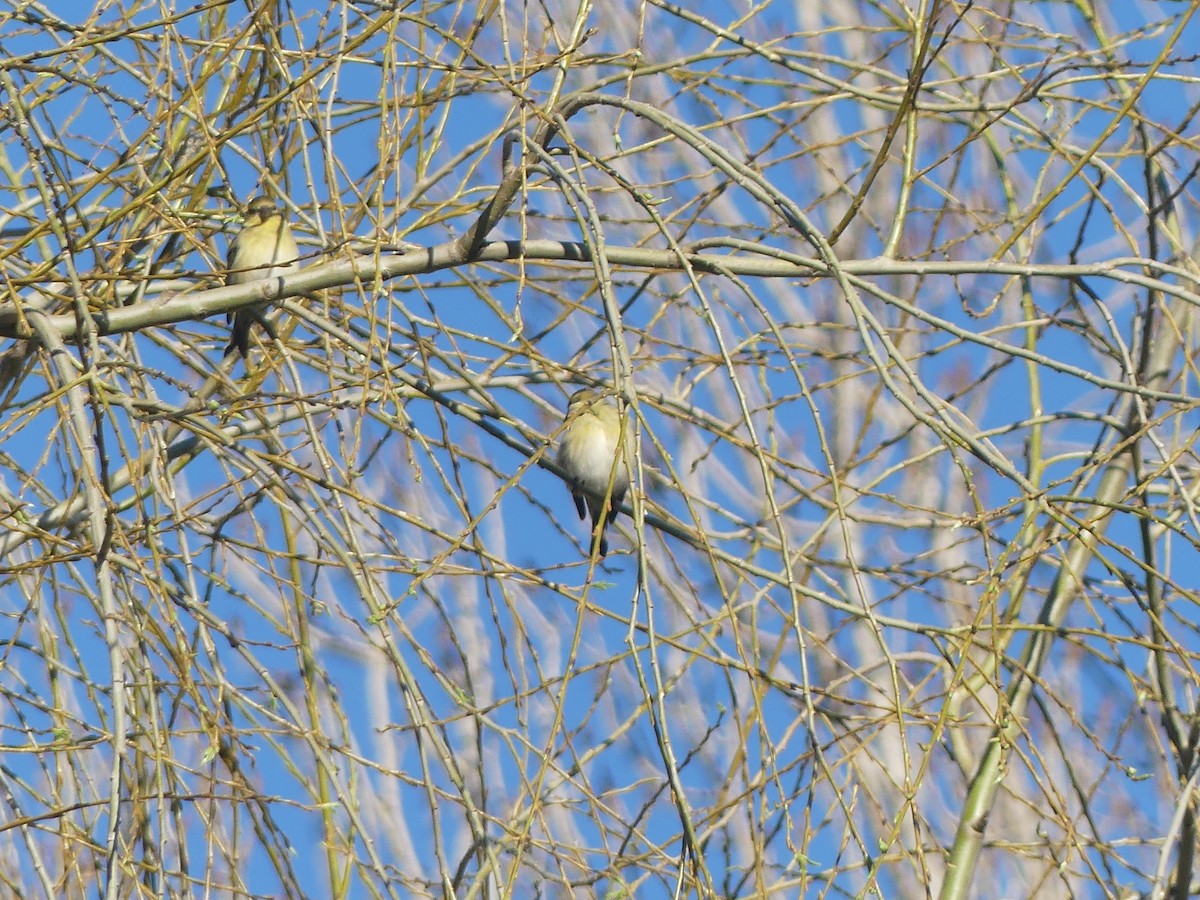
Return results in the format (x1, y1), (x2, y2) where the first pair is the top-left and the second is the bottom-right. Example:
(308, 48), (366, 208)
(224, 195), (298, 358)
(557, 387), (632, 556)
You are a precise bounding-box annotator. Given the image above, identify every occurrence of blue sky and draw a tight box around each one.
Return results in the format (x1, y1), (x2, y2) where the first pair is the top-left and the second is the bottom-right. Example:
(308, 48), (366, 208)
(1, 1), (1200, 897)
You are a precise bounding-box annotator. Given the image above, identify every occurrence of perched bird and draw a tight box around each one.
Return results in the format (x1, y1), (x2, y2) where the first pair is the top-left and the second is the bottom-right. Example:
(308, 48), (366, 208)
(557, 387), (632, 556)
(224, 195), (298, 358)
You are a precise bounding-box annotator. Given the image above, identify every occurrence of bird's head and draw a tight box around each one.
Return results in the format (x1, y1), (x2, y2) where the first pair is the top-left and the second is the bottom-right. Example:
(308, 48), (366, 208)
(244, 195), (282, 225)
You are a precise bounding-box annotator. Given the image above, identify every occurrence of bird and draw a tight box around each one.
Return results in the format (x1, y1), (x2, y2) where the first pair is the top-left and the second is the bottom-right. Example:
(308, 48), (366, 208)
(556, 387), (632, 557)
(224, 195), (298, 358)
